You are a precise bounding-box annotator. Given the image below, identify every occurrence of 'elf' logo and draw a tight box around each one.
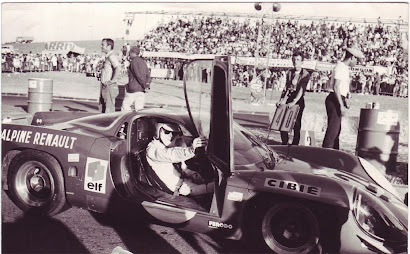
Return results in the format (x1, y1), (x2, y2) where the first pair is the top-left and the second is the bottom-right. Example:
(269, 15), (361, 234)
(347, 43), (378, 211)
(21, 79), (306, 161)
(84, 158), (108, 194)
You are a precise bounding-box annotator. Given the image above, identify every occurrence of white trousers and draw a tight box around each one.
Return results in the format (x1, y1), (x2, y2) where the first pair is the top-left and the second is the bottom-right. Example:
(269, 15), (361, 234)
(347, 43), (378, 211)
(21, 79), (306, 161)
(121, 91), (145, 111)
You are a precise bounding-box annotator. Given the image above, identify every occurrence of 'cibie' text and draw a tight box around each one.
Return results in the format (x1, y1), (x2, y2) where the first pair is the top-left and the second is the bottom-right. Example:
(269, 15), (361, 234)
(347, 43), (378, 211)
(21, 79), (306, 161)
(264, 178), (321, 196)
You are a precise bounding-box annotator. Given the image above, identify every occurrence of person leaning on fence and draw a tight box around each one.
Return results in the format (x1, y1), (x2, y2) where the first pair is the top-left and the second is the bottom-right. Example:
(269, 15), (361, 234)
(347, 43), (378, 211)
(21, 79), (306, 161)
(322, 46), (364, 150)
(276, 51), (311, 145)
(121, 46), (151, 111)
(100, 38), (121, 113)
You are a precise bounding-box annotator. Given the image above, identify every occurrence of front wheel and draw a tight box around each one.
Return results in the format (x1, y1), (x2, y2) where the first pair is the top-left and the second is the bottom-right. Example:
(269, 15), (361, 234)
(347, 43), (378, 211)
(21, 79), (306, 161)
(261, 202), (320, 254)
(7, 150), (67, 216)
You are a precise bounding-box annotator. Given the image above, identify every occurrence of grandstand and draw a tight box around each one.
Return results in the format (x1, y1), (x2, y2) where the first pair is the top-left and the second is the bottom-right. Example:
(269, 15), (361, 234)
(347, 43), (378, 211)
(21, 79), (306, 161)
(125, 10), (407, 97)
(125, 11), (407, 68)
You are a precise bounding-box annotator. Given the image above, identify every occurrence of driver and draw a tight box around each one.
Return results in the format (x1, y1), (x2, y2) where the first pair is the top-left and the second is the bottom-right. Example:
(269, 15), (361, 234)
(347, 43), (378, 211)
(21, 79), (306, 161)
(146, 122), (214, 196)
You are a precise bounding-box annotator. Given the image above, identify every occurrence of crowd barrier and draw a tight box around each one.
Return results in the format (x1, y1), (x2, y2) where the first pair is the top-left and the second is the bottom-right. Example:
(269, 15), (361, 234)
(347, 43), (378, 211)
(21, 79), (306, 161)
(143, 52), (391, 75)
(150, 68), (174, 79)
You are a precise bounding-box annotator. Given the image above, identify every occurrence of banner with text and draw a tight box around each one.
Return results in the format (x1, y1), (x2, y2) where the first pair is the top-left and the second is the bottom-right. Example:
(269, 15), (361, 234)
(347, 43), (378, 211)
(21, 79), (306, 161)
(143, 52), (388, 75)
(44, 42), (85, 55)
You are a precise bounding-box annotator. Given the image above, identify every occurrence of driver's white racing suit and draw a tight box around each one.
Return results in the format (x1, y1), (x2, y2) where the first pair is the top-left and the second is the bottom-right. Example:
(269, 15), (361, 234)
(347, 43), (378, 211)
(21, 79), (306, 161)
(146, 139), (213, 196)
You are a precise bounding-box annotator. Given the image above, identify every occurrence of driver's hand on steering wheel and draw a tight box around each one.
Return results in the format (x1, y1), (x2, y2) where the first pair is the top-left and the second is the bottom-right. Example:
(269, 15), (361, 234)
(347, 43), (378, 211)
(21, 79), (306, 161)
(192, 137), (208, 151)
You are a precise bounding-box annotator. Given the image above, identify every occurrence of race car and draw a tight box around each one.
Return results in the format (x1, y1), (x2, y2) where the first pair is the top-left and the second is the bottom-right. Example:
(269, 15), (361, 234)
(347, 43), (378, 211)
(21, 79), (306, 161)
(2, 57), (407, 253)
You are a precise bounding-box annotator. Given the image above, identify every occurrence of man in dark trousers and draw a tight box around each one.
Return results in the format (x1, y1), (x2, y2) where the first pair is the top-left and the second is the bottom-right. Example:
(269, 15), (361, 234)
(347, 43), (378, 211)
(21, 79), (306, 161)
(276, 51), (311, 145)
(121, 46), (150, 111)
(322, 46), (364, 149)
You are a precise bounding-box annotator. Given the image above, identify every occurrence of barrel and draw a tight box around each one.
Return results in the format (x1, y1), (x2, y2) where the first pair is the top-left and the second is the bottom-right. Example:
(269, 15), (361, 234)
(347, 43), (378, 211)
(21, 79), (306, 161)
(356, 108), (400, 174)
(27, 78), (53, 114)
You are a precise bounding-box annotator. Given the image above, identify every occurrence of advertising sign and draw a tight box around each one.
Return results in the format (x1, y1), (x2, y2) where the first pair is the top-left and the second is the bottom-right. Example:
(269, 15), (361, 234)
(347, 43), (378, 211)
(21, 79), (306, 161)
(43, 42), (85, 55)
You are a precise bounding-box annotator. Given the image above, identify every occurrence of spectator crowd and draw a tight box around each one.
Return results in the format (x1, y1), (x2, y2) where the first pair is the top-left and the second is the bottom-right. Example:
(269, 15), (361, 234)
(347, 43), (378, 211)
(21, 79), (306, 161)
(1, 52), (104, 76)
(142, 15), (407, 68)
(140, 15), (407, 97)
(2, 14), (408, 97)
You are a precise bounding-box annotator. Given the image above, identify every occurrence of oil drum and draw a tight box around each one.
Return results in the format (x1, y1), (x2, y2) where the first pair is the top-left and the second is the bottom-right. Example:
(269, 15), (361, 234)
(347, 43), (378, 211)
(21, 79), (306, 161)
(356, 108), (400, 173)
(27, 78), (53, 114)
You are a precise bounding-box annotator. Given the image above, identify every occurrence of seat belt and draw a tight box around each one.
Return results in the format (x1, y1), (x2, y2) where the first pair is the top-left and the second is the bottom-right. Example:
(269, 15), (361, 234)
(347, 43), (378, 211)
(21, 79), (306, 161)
(173, 162), (186, 196)
(136, 150), (174, 194)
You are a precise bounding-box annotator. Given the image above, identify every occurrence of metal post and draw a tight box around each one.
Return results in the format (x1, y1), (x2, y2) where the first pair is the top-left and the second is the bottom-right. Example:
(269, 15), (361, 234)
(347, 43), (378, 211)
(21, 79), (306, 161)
(263, 13), (273, 103)
(124, 13), (135, 44)
(255, 17), (263, 69)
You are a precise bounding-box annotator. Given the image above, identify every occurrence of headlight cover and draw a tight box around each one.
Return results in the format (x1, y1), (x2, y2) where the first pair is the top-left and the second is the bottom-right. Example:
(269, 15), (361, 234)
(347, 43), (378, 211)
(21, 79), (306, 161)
(358, 157), (400, 199)
(353, 189), (407, 242)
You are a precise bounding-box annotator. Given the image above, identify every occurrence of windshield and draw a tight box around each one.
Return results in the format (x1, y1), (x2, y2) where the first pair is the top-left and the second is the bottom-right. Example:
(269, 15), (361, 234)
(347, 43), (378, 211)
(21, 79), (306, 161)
(234, 123), (277, 169)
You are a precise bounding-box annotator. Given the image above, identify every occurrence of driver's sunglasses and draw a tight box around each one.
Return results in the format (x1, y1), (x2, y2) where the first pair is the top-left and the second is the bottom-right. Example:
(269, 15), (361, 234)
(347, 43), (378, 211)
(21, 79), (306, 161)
(161, 128), (182, 136)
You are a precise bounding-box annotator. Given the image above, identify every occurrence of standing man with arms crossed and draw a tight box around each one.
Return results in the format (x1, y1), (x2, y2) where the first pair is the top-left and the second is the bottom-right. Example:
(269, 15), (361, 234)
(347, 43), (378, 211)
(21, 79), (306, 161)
(276, 51), (311, 145)
(121, 46), (150, 111)
(100, 38), (121, 113)
(322, 46), (364, 149)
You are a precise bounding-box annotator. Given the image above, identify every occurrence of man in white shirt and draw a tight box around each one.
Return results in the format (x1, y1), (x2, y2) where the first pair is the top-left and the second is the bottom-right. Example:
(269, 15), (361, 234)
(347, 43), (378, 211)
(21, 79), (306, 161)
(146, 122), (214, 196)
(322, 46), (364, 149)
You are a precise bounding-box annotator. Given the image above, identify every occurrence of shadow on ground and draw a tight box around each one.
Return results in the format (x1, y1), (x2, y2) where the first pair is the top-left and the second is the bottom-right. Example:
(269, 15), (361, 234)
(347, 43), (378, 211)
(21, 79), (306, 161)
(2, 213), (89, 253)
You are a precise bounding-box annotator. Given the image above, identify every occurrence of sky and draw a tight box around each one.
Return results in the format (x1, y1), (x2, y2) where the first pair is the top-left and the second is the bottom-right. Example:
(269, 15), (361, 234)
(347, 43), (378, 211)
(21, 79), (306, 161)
(1, 1), (409, 43)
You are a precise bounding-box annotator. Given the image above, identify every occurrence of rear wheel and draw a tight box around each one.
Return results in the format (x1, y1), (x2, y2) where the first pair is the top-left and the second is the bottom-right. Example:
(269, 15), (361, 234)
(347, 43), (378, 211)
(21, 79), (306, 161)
(261, 202), (320, 254)
(7, 150), (67, 216)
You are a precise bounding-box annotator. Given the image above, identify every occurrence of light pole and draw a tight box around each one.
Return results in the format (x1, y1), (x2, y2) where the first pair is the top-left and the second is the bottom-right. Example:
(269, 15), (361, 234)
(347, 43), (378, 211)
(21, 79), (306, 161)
(254, 3), (281, 104)
(123, 13), (135, 43)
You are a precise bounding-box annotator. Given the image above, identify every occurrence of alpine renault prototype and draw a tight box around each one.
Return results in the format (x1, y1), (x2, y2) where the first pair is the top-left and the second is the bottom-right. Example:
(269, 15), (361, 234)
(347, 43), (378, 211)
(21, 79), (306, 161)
(2, 57), (407, 253)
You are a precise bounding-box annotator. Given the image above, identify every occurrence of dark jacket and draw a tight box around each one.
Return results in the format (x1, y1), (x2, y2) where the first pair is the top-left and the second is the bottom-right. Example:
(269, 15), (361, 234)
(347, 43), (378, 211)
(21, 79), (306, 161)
(282, 68), (310, 104)
(127, 56), (150, 93)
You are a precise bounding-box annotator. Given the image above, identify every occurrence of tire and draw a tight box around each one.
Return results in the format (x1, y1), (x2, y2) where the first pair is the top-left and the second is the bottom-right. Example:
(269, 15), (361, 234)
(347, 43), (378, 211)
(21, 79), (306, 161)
(261, 202), (320, 254)
(7, 150), (67, 216)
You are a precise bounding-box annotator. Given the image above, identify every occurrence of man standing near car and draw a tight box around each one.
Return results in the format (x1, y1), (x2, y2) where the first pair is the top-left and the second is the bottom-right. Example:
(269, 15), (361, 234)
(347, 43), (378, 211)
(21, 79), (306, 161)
(322, 46), (364, 149)
(121, 46), (151, 111)
(276, 51), (310, 145)
(100, 38), (121, 113)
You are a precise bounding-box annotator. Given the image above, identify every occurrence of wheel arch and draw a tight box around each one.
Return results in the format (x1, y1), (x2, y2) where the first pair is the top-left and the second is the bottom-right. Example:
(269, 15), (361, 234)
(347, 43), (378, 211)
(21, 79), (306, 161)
(3, 149), (66, 192)
(5, 148), (70, 216)
(243, 191), (350, 217)
(242, 192), (351, 253)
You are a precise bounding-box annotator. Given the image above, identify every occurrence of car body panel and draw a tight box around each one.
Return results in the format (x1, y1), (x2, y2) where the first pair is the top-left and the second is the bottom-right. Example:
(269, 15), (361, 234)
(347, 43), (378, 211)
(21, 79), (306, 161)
(2, 124), (96, 195)
(141, 201), (198, 223)
(249, 170), (352, 208)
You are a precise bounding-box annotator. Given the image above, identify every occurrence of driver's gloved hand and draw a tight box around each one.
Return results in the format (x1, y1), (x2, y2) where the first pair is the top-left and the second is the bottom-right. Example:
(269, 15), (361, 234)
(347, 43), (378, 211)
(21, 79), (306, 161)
(192, 137), (208, 150)
(192, 137), (208, 155)
(179, 184), (191, 196)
